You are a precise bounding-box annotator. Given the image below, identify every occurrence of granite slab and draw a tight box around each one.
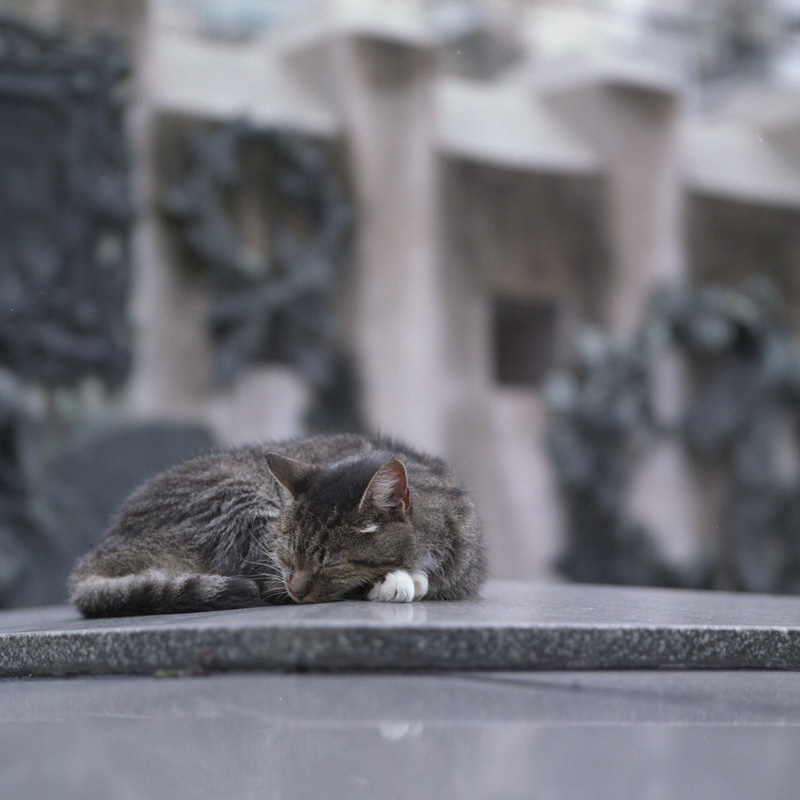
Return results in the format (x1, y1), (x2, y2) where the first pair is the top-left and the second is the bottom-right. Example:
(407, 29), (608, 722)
(4, 580), (800, 677)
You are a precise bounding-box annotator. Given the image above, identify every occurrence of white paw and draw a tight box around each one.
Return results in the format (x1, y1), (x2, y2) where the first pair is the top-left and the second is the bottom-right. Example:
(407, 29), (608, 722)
(367, 570), (415, 603)
(410, 570), (428, 600)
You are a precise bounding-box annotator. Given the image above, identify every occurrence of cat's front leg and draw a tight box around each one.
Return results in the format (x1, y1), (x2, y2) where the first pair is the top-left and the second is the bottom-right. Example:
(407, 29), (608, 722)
(367, 570), (428, 602)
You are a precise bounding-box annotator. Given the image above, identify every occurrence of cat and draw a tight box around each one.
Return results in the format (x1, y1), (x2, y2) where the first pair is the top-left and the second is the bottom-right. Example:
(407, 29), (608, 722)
(68, 433), (487, 617)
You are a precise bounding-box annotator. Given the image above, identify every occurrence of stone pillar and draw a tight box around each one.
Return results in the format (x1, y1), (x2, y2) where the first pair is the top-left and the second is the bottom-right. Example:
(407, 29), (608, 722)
(598, 82), (700, 567)
(545, 72), (702, 570)
(600, 84), (685, 337)
(335, 36), (448, 452)
(124, 19), (214, 426)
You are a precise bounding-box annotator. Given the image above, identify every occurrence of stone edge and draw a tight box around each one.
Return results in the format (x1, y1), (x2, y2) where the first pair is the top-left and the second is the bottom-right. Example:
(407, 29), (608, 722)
(1, 624), (799, 677)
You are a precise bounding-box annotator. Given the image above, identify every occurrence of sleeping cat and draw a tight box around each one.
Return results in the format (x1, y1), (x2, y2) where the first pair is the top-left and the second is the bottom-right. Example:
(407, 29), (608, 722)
(69, 433), (486, 617)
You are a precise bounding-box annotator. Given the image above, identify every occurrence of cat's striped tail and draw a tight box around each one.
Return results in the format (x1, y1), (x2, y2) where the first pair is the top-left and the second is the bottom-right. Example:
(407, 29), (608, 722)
(69, 569), (263, 618)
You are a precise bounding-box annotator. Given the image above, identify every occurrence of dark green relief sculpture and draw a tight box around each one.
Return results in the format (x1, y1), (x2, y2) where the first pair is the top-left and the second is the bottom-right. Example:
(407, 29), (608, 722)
(0, 16), (138, 606)
(0, 17), (219, 607)
(0, 373), (34, 604)
(546, 326), (675, 587)
(548, 276), (800, 594)
(162, 120), (361, 432)
(0, 17), (133, 389)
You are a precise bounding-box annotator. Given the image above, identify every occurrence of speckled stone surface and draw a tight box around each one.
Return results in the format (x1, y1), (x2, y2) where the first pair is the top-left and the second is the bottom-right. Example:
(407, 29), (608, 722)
(4, 580), (800, 677)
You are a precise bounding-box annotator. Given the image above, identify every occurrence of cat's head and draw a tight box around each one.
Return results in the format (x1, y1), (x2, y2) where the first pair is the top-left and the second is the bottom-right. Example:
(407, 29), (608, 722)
(266, 452), (415, 603)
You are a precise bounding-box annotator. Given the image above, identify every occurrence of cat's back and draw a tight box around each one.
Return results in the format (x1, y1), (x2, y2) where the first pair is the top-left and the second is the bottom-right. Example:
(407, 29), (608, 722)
(110, 436), (382, 525)
(271, 433), (450, 474)
(115, 435), (458, 518)
(102, 447), (279, 538)
(275, 433), (477, 520)
(267, 432), (379, 465)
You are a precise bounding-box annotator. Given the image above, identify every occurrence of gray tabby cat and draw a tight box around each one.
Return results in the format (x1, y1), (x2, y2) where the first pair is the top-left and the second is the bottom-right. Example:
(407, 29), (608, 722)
(69, 433), (486, 617)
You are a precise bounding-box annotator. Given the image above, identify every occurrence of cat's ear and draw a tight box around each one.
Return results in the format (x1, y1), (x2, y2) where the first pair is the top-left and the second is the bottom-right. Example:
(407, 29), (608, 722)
(359, 459), (411, 518)
(266, 453), (317, 498)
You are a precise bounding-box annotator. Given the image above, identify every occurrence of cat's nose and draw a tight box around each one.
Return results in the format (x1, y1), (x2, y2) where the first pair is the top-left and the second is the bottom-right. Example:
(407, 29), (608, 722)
(287, 571), (311, 602)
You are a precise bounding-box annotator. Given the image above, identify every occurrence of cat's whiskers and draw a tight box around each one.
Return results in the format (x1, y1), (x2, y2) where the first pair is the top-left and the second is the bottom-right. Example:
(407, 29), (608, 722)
(239, 562), (280, 577)
(263, 584), (289, 595)
(245, 571), (282, 582)
(260, 588), (291, 603)
(245, 543), (284, 575)
(251, 537), (282, 564)
(239, 553), (278, 570)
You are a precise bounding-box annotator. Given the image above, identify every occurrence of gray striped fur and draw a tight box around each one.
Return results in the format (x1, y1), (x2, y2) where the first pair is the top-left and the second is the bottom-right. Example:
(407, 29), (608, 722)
(69, 434), (487, 617)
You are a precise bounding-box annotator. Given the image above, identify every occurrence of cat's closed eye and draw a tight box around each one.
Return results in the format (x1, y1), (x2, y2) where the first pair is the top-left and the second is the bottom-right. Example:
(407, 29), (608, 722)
(358, 523), (379, 534)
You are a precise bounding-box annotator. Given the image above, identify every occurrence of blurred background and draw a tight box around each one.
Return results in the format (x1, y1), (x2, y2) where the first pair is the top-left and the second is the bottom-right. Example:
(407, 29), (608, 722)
(2, 0), (800, 606)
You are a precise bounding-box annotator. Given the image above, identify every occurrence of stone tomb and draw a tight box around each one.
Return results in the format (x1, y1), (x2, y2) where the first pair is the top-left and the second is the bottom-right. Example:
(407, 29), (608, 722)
(4, 580), (800, 677)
